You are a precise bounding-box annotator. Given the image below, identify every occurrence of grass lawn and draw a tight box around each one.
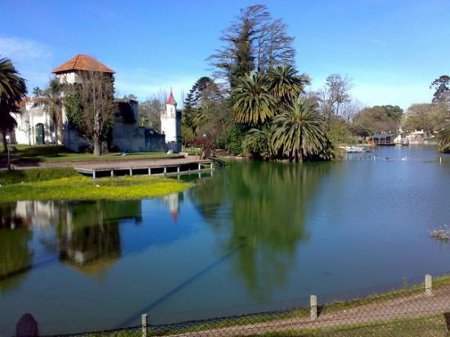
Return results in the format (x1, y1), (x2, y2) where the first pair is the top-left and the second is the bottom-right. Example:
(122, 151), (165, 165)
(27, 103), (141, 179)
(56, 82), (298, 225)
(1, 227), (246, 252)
(0, 168), (191, 202)
(0, 144), (179, 163)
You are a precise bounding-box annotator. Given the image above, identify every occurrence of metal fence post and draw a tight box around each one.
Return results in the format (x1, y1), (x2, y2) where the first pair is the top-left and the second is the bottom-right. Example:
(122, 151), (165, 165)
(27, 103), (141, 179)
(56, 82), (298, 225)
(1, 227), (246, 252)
(425, 274), (432, 295)
(141, 313), (148, 337)
(310, 295), (318, 320)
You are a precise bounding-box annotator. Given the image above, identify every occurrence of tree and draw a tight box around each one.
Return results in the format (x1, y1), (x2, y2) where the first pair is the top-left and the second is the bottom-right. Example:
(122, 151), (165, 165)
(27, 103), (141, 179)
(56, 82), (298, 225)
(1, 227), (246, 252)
(139, 98), (163, 131)
(437, 121), (450, 153)
(208, 4), (295, 89)
(271, 97), (330, 162)
(183, 77), (221, 135)
(319, 74), (352, 125)
(32, 87), (44, 97)
(232, 71), (276, 126)
(430, 75), (450, 105)
(267, 65), (310, 108)
(352, 105), (403, 136)
(403, 103), (438, 132)
(242, 126), (274, 159)
(0, 57), (27, 152)
(67, 71), (115, 155)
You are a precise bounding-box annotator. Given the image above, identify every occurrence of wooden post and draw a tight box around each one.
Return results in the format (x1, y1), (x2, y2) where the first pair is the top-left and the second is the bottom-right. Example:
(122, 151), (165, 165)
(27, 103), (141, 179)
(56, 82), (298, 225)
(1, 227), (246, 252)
(110, 170), (114, 177)
(129, 168), (133, 176)
(198, 163), (202, 170)
(163, 166), (167, 176)
(177, 166), (180, 173)
(92, 170), (96, 179)
(148, 168), (151, 175)
(141, 314), (148, 337)
(310, 295), (318, 320)
(425, 274), (432, 295)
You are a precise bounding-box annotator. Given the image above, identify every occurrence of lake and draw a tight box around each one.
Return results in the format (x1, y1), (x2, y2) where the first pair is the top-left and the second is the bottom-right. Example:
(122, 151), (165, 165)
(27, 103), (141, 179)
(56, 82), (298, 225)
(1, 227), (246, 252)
(0, 146), (449, 335)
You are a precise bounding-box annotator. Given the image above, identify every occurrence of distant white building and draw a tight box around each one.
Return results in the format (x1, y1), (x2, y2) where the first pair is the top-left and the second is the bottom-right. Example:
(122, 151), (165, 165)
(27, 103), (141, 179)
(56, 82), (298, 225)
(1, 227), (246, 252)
(160, 90), (182, 152)
(14, 97), (56, 145)
(13, 54), (169, 152)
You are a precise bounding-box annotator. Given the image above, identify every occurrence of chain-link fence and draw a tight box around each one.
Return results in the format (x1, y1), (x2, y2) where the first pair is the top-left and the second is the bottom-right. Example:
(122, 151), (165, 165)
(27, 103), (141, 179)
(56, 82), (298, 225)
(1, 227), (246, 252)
(31, 274), (450, 337)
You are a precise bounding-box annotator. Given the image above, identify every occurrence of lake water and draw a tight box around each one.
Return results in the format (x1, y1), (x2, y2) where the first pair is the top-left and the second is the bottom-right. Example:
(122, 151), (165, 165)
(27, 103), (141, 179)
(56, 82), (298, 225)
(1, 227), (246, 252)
(0, 146), (449, 335)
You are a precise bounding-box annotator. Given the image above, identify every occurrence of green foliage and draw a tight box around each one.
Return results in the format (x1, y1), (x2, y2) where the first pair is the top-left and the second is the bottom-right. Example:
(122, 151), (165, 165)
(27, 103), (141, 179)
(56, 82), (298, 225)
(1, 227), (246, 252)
(352, 105), (403, 136)
(208, 4), (295, 89)
(267, 65), (310, 107)
(272, 98), (331, 161)
(0, 167), (78, 185)
(403, 103), (448, 133)
(233, 72), (276, 125)
(430, 75), (450, 104)
(0, 57), (27, 150)
(63, 91), (83, 129)
(222, 124), (245, 155)
(327, 116), (356, 146)
(183, 77), (225, 147)
(437, 121), (450, 153)
(243, 127), (274, 159)
(0, 174), (191, 202)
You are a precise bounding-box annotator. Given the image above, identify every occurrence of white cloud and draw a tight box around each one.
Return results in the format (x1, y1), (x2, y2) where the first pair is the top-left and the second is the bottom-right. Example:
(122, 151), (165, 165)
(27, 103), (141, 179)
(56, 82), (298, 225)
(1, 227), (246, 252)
(0, 36), (52, 61)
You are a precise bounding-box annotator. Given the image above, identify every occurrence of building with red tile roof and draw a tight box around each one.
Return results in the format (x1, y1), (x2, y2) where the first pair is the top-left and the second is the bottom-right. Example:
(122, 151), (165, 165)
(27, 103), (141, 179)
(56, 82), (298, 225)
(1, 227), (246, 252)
(52, 54), (115, 74)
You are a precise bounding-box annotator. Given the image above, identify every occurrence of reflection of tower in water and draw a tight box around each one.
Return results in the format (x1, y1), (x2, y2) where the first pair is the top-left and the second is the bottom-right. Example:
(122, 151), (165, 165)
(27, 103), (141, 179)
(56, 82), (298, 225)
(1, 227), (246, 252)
(163, 193), (181, 222)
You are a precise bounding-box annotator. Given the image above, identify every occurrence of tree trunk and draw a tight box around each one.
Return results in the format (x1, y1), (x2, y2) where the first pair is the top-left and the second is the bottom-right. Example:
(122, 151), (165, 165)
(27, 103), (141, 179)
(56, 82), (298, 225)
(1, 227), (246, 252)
(93, 136), (101, 156)
(1, 131), (7, 154)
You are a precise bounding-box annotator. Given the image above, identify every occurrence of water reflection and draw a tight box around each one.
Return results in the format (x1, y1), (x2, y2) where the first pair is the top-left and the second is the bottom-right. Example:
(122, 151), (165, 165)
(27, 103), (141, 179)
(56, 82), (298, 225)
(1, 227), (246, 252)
(0, 196), (183, 287)
(0, 203), (33, 293)
(189, 161), (330, 299)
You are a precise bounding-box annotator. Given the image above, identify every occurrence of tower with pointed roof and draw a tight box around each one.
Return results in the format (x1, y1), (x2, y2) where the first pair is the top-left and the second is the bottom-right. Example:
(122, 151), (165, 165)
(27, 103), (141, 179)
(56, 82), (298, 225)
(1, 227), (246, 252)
(161, 89), (181, 152)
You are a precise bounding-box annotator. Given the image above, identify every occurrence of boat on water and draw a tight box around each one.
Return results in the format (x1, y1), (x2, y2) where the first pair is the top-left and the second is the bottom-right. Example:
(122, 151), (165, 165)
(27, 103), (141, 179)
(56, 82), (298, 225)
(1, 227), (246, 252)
(340, 146), (366, 153)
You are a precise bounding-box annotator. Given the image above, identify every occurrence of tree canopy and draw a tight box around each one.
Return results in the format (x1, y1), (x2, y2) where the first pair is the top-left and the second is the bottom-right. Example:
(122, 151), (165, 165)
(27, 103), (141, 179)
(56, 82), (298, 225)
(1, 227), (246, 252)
(430, 75), (450, 105)
(208, 4), (295, 89)
(352, 105), (403, 136)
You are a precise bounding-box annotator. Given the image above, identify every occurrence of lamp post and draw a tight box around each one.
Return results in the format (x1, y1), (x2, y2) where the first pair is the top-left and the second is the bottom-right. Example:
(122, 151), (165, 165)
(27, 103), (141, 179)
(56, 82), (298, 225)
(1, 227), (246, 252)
(5, 134), (11, 171)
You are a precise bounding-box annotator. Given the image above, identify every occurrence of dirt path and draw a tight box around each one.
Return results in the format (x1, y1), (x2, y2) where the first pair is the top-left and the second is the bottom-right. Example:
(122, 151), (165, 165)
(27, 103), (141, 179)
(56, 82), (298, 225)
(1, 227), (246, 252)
(165, 285), (450, 337)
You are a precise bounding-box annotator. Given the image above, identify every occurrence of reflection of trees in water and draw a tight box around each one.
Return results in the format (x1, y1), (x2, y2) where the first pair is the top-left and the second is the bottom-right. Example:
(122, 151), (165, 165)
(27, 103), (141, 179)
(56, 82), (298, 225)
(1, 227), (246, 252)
(0, 203), (33, 293)
(58, 200), (142, 275)
(190, 161), (330, 299)
(0, 199), (143, 291)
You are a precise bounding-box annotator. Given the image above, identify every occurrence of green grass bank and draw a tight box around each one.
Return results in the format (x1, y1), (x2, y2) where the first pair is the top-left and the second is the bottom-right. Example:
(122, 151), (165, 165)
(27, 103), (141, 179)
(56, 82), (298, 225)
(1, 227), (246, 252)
(0, 168), (191, 202)
(0, 144), (179, 163)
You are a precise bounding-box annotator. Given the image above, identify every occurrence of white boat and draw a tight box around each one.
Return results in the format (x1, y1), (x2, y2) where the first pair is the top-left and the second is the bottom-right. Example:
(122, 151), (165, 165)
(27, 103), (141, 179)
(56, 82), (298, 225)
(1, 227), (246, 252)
(340, 146), (365, 153)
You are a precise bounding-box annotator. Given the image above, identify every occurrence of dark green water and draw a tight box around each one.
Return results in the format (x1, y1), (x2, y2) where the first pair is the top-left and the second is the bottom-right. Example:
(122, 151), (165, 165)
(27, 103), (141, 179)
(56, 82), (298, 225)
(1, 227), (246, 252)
(0, 146), (449, 335)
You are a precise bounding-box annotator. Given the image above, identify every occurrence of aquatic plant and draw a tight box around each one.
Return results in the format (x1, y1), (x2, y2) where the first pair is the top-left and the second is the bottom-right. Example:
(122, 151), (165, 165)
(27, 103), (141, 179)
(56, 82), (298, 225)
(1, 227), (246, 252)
(430, 224), (450, 241)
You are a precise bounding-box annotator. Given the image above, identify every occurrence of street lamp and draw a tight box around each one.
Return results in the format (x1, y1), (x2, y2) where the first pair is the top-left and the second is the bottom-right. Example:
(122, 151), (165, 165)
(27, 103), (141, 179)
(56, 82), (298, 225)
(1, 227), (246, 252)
(5, 134), (11, 171)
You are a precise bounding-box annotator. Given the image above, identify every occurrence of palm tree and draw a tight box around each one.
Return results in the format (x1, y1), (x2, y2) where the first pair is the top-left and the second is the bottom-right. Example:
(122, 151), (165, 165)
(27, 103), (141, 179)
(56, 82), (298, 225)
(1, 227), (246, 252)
(272, 97), (329, 162)
(243, 126), (274, 159)
(232, 72), (276, 126)
(0, 57), (27, 152)
(267, 65), (310, 107)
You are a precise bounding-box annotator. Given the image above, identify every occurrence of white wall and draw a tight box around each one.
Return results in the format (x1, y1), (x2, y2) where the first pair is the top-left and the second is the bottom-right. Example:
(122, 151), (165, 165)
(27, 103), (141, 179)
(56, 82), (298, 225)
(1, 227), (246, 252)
(14, 100), (56, 145)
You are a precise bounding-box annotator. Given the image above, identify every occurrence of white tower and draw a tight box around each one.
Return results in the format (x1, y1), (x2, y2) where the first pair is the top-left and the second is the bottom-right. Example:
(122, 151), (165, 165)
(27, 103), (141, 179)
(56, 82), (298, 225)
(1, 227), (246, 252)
(161, 89), (181, 152)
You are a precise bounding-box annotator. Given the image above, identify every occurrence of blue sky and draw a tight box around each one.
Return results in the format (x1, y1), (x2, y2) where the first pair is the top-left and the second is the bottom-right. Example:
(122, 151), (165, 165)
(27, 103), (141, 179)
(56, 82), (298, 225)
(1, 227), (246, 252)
(1, 0), (449, 110)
